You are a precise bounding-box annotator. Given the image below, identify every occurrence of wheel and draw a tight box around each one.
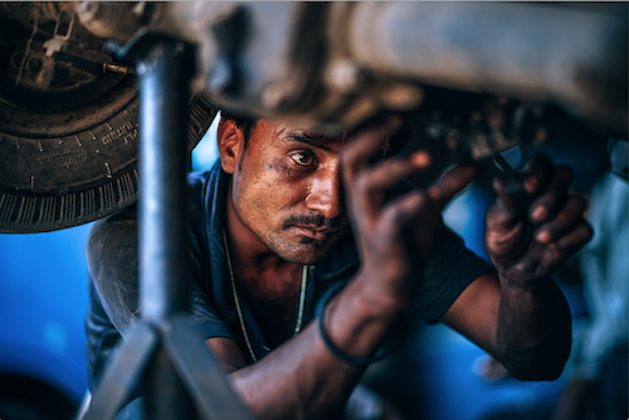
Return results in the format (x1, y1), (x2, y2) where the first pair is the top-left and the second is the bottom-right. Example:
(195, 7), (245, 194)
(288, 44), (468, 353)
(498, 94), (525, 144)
(0, 3), (217, 233)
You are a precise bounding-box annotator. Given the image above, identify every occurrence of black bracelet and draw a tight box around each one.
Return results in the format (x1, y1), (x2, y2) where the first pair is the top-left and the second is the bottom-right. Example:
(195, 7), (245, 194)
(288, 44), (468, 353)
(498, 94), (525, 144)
(316, 282), (405, 365)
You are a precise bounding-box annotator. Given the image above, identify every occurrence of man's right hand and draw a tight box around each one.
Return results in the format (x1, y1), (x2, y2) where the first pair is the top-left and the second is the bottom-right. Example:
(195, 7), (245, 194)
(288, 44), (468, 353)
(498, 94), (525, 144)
(340, 118), (477, 311)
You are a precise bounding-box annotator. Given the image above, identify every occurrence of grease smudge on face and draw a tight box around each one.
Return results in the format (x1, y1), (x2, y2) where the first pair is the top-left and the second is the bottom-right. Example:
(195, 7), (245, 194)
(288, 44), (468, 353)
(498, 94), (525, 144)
(230, 119), (349, 264)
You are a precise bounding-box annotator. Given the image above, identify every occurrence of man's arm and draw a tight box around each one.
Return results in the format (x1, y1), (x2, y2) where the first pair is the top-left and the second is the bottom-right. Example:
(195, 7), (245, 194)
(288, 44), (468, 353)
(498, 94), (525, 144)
(441, 270), (571, 380)
(441, 154), (591, 380)
(219, 276), (399, 420)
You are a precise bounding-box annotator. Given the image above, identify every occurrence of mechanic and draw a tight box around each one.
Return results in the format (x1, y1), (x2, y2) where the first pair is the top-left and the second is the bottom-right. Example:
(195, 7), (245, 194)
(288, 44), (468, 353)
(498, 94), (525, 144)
(85, 113), (592, 419)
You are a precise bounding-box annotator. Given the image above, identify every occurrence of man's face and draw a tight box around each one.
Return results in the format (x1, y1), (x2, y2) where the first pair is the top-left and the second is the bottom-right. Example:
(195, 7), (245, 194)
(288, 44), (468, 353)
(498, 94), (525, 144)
(230, 119), (350, 265)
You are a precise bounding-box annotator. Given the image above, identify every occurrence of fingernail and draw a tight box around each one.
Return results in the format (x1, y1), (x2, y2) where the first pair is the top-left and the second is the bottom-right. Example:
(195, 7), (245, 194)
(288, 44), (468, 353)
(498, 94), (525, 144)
(536, 230), (551, 243)
(412, 151), (430, 167)
(531, 205), (547, 221)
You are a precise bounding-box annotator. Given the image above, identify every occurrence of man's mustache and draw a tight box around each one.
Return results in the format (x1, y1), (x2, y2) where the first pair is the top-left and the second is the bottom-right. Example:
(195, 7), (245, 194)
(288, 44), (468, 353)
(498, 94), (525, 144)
(282, 214), (347, 231)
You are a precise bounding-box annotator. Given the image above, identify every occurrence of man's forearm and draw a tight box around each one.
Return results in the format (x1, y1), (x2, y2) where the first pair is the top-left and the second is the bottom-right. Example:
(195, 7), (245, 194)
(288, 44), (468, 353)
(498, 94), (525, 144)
(495, 273), (572, 380)
(228, 274), (400, 420)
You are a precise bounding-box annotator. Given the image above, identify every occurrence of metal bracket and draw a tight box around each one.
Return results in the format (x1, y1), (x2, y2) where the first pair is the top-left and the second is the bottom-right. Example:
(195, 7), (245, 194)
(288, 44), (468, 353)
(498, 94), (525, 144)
(83, 34), (251, 420)
(84, 316), (254, 420)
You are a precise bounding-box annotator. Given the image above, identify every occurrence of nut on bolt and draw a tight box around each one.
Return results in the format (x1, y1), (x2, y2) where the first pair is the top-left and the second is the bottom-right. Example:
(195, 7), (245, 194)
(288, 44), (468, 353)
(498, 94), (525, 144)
(103, 63), (135, 75)
(26, 58), (42, 73)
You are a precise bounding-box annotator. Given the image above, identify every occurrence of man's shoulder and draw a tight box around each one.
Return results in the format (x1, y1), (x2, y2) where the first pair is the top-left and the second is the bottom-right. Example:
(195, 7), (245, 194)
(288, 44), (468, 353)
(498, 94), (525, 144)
(88, 204), (138, 247)
(87, 162), (223, 258)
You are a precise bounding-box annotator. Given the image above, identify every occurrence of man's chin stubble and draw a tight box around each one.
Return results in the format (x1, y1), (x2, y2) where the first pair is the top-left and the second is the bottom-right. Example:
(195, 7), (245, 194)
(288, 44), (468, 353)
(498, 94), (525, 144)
(276, 235), (337, 265)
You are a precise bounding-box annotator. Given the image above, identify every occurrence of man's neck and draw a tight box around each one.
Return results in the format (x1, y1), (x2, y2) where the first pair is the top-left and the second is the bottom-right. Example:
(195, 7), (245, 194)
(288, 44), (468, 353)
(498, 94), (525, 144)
(224, 180), (303, 347)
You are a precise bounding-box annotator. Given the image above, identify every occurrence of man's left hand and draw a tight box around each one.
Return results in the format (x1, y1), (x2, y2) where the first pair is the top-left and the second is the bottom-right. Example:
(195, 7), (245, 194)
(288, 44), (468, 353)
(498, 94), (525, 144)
(485, 154), (593, 284)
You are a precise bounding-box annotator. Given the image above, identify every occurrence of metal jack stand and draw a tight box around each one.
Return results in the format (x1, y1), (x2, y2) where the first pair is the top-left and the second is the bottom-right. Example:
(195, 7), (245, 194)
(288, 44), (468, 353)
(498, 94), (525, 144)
(84, 33), (253, 420)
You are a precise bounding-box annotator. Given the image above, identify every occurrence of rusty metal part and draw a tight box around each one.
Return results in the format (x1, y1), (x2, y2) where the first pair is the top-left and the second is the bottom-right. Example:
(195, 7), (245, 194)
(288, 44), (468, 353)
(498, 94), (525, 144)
(158, 2), (427, 128)
(76, 2), (142, 43)
(162, 2), (626, 135)
(70, 2), (627, 136)
(346, 2), (628, 135)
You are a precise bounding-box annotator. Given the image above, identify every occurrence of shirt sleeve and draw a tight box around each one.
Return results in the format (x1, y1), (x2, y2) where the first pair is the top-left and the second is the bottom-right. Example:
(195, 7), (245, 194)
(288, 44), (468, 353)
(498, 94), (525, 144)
(86, 205), (234, 342)
(187, 263), (235, 342)
(414, 221), (495, 324)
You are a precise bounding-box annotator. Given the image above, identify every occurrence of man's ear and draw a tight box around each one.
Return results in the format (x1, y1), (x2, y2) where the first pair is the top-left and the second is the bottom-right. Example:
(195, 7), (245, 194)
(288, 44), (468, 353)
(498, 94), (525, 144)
(217, 118), (245, 174)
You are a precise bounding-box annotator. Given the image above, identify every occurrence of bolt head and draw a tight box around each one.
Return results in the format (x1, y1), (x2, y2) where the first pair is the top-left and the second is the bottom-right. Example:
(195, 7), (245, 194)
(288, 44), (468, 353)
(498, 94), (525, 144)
(26, 57), (42, 72)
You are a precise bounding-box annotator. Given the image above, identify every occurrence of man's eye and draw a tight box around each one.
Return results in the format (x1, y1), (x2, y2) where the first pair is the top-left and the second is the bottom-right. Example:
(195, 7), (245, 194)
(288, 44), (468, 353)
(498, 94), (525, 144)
(290, 151), (316, 166)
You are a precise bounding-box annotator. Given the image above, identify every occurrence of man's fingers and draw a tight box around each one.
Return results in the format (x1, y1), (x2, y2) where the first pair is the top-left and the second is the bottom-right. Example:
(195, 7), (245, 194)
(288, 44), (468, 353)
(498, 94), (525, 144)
(382, 190), (427, 228)
(489, 154), (558, 223)
(534, 194), (587, 244)
(427, 164), (478, 210)
(356, 151), (431, 209)
(341, 118), (401, 182)
(554, 223), (594, 252)
(536, 221), (593, 270)
(533, 223), (593, 274)
(363, 152), (431, 192)
(528, 165), (574, 224)
(521, 153), (555, 195)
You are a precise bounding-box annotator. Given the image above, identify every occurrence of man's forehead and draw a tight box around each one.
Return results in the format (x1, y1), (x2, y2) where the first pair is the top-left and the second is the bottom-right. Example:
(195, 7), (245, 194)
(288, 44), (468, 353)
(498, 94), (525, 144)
(248, 118), (398, 154)
(270, 121), (349, 148)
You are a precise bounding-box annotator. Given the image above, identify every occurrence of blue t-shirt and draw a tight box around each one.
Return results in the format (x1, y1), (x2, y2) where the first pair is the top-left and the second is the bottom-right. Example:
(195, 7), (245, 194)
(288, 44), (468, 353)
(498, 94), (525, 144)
(85, 160), (493, 389)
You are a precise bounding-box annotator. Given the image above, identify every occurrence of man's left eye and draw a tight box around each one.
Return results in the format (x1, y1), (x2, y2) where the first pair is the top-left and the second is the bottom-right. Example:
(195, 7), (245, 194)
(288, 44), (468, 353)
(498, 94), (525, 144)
(290, 151), (316, 166)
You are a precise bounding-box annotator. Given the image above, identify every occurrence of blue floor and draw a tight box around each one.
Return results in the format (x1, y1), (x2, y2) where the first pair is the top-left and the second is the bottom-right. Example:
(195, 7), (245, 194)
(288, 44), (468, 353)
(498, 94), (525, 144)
(0, 224), (93, 404)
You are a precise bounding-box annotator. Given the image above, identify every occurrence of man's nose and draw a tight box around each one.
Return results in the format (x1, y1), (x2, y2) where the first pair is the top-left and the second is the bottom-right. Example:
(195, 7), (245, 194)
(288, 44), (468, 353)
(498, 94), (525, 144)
(305, 166), (344, 220)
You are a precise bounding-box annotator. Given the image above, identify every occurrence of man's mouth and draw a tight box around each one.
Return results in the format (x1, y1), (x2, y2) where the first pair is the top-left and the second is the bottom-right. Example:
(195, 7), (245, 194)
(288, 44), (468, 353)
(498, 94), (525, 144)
(292, 225), (336, 241)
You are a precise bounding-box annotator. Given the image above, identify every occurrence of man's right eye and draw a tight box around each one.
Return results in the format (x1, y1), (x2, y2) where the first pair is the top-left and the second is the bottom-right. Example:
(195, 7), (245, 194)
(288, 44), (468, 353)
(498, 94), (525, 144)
(290, 151), (316, 167)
